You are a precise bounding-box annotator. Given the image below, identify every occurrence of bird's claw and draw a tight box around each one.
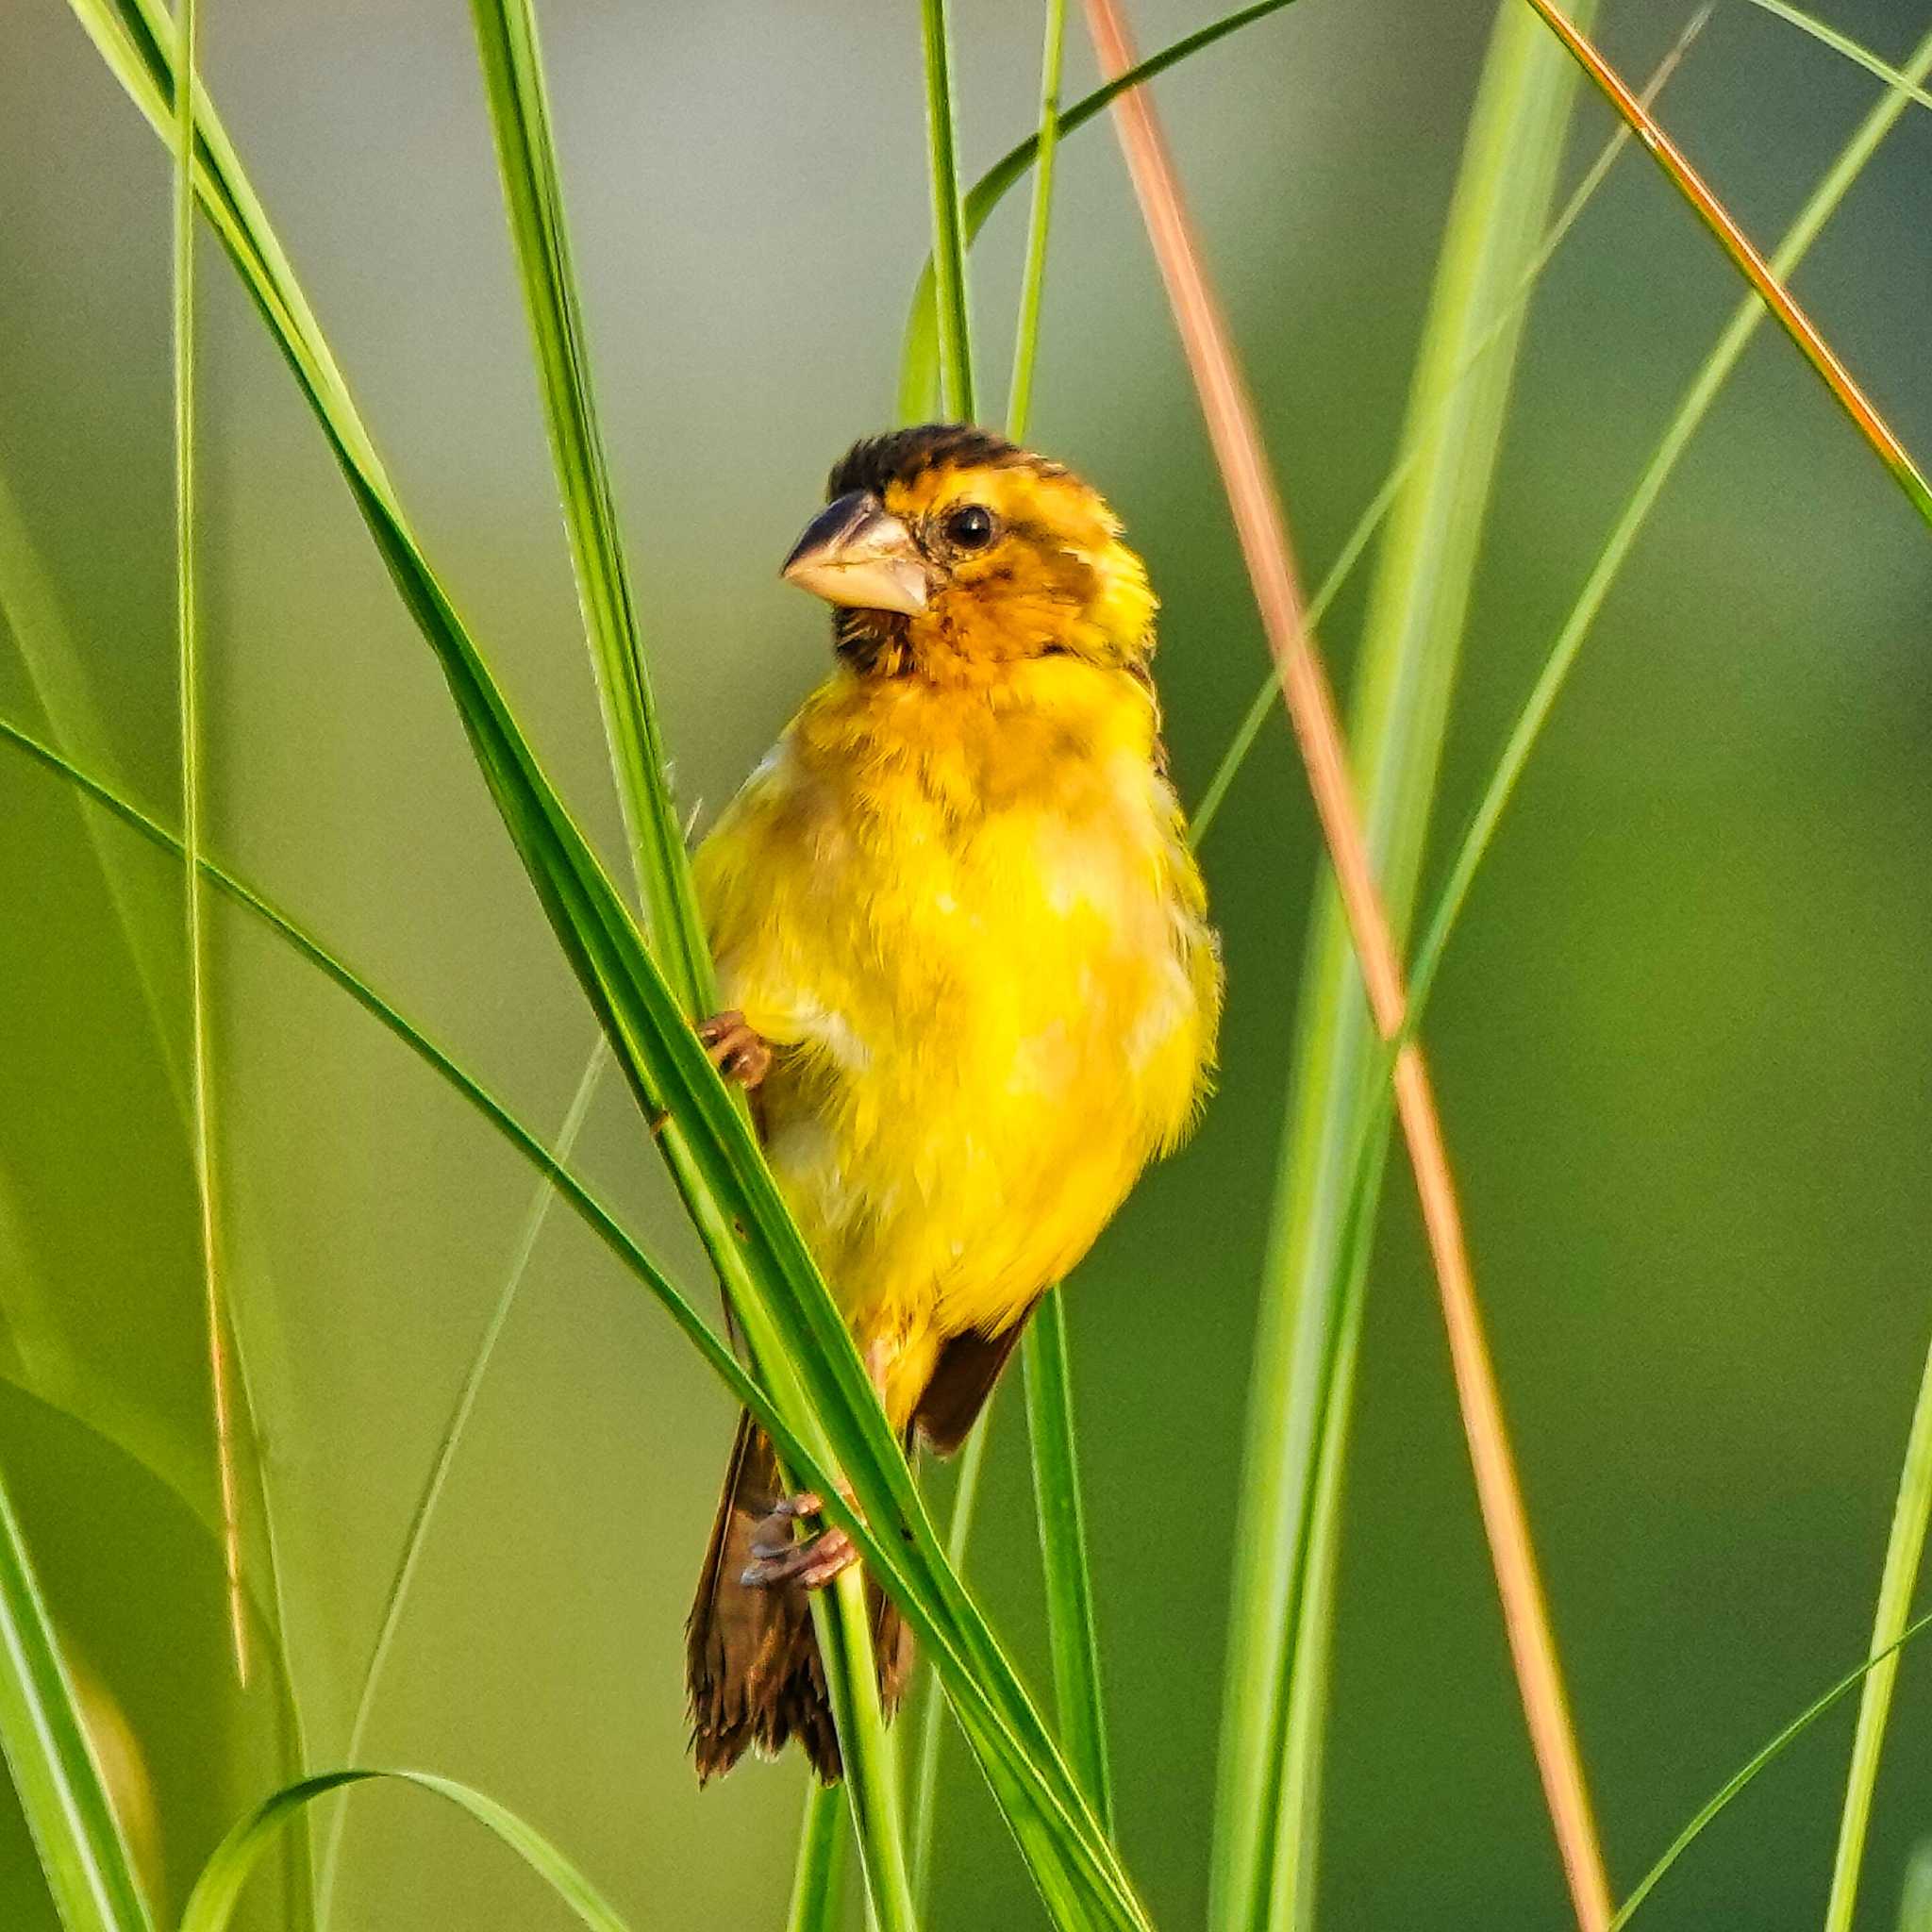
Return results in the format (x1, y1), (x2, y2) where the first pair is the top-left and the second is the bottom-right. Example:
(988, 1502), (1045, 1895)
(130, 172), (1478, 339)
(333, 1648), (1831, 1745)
(741, 1525), (857, 1591)
(696, 1010), (772, 1091)
(740, 1489), (858, 1591)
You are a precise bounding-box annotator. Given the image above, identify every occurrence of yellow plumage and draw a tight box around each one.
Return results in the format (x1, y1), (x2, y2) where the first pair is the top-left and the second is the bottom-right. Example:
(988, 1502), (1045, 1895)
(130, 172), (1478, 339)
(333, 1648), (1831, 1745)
(686, 425), (1219, 1782)
(699, 645), (1217, 1423)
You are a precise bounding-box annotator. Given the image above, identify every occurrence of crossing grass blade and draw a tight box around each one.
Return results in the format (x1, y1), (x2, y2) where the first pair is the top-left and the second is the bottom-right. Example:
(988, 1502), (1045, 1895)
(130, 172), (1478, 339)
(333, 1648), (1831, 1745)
(1607, 1613), (1932, 1930)
(169, 0), (251, 1702)
(1517, 0), (1932, 527)
(181, 1769), (635, 1932)
(0, 697), (1126, 1930)
(1404, 18), (1932, 1039)
(0, 1454), (156, 1932)
(59, 6), (1148, 1920)
(1006, 0), (1067, 437)
(1736, 0), (1932, 115)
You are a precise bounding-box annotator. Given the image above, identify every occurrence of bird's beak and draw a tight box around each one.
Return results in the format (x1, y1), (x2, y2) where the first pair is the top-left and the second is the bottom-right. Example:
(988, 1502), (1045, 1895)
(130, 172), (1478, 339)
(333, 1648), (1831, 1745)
(781, 491), (928, 614)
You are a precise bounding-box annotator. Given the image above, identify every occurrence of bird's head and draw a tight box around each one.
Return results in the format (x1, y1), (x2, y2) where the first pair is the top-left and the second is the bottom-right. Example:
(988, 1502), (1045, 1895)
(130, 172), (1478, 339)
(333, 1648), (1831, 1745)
(780, 425), (1156, 678)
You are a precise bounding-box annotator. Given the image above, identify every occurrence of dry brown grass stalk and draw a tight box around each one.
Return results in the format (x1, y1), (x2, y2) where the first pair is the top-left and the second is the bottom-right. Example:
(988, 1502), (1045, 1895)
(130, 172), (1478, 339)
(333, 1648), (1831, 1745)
(1079, 2), (1611, 1924)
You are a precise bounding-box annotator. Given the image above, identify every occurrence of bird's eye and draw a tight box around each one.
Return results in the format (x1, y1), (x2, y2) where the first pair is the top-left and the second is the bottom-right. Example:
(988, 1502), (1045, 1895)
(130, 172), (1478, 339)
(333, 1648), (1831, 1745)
(943, 504), (996, 552)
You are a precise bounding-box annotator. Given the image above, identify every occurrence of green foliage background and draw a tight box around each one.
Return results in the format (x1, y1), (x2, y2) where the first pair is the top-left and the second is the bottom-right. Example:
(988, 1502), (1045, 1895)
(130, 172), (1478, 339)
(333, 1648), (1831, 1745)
(1, 0), (1929, 1925)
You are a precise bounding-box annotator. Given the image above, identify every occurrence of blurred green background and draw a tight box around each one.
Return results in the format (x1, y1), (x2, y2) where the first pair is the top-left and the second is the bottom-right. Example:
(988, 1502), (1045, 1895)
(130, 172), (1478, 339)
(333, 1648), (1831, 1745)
(3, 0), (1930, 1925)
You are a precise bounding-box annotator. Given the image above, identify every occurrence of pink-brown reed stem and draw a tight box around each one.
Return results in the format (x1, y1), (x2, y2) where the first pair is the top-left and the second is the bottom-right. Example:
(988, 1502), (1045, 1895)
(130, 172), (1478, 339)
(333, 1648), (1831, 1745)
(1520, 0), (1932, 525)
(1079, 2), (1612, 1924)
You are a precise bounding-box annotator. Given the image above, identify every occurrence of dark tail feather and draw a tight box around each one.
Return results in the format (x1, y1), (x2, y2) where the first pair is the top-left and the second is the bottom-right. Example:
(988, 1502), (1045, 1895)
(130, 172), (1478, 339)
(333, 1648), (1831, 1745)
(686, 1412), (914, 1784)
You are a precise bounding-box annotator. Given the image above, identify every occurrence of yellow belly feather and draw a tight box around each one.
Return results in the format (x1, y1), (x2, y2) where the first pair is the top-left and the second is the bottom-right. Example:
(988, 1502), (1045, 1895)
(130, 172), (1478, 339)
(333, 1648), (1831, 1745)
(695, 655), (1220, 1425)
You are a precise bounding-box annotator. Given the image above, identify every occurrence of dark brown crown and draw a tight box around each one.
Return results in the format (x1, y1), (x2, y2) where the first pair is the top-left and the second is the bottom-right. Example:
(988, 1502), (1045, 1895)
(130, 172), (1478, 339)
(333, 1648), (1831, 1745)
(825, 424), (1057, 502)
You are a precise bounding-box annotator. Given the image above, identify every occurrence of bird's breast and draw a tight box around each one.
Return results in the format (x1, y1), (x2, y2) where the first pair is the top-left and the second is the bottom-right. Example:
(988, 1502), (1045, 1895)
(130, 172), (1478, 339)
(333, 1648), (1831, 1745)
(696, 669), (1218, 1339)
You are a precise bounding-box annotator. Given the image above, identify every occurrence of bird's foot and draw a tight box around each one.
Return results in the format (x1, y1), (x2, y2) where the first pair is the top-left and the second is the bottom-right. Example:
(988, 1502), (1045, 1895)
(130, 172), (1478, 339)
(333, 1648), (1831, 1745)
(697, 1010), (772, 1091)
(741, 1491), (859, 1591)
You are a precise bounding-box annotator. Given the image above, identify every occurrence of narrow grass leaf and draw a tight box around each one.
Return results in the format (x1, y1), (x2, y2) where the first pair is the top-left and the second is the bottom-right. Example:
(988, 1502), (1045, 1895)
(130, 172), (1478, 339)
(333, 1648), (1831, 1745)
(919, 0), (975, 420)
(1824, 1317), (1932, 1932)
(1738, 0), (1932, 114)
(908, 1408), (994, 1919)
(318, 1036), (609, 1924)
(1608, 1613), (1932, 1930)
(169, 0), (249, 1696)
(0, 1455), (156, 1932)
(1004, 0), (1116, 1856)
(1022, 1295), (1112, 1827)
(182, 1769), (633, 1932)
(45, 15), (1149, 1909)
(897, 0), (1307, 423)
(466, 0), (710, 1009)
(1007, 0), (1067, 436)
(786, 1782), (848, 1932)
(1518, 0), (1932, 526)
(467, 12), (910, 1904)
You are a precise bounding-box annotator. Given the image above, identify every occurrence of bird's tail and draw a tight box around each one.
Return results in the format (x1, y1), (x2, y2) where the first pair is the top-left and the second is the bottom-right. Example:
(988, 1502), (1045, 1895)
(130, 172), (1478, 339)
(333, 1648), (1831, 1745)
(685, 1411), (913, 1782)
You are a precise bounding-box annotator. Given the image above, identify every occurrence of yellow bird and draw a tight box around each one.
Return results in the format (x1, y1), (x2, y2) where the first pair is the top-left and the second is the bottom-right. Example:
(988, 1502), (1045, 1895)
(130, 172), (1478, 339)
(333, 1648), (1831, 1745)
(685, 425), (1221, 1781)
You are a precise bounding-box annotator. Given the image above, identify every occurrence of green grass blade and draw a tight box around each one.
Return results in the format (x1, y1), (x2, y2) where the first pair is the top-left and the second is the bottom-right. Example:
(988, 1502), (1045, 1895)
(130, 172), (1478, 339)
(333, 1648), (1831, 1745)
(0, 451), (316, 1929)
(1824, 1317), (1932, 1932)
(786, 1783), (848, 1932)
(1022, 1295), (1112, 1827)
(1608, 1613), (1932, 1930)
(317, 1036), (608, 1924)
(1738, 0), (1932, 114)
(466, 0), (711, 1012)
(181, 1769), (634, 1932)
(0, 1455), (156, 1932)
(0, 710), (748, 1424)
(1404, 19), (1932, 1035)
(919, 0), (975, 421)
(48, 16), (1151, 1910)
(465, 11), (910, 1902)
(1007, 0), (1067, 437)
(908, 1408), (993, 1916)
(1002, 0), (1114, 1856)
(170, 0), (250, 1698)
(1187, 3), (1710, 849)
(896, 0), (1303, 423)
(1208, 8), (1600, 1927)
(817, 1576), (917, 1932)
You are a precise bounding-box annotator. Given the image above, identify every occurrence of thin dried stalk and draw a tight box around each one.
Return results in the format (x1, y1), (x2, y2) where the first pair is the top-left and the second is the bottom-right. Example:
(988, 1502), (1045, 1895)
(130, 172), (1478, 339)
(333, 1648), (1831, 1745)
(1079, 2), (1610, 1924)
(1520, 0), (1932, 525)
